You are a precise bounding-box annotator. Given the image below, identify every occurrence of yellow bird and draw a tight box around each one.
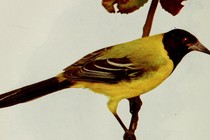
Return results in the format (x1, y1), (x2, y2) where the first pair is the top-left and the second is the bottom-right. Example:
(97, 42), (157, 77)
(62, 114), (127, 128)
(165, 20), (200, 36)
(0, 29), (209, 135)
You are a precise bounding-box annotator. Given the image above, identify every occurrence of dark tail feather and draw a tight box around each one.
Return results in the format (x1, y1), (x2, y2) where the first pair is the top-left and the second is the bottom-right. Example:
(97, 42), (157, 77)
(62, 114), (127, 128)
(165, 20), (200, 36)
(0, 77), (73, 108)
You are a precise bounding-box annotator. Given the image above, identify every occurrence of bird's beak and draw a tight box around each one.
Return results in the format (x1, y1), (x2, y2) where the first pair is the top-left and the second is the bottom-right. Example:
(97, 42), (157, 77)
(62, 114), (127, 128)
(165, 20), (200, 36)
(189, 41), (210, 55)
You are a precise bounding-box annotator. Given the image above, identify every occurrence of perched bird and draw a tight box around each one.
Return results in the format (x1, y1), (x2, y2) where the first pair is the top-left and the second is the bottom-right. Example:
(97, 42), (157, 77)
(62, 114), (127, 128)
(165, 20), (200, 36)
(0, 29), (209, 133)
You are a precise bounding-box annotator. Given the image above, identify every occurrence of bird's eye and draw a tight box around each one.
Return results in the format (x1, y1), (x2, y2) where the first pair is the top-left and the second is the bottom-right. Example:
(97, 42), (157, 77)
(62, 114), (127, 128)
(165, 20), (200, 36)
(182, 37), (190, 44)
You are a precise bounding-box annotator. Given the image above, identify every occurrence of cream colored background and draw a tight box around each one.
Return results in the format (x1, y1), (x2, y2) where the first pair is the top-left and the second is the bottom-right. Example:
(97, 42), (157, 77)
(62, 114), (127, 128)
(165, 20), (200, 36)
(0, 0), (210, 140)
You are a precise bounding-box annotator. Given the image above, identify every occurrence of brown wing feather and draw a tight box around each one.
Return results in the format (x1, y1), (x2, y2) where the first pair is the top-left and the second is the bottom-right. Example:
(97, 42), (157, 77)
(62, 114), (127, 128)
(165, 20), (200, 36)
(64, 53), (145, 83)
(65, 47), (112, 71)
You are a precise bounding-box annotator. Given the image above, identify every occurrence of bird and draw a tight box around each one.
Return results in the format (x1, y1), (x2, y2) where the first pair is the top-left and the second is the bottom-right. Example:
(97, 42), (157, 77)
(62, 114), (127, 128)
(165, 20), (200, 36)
(0, 29), (209, 133)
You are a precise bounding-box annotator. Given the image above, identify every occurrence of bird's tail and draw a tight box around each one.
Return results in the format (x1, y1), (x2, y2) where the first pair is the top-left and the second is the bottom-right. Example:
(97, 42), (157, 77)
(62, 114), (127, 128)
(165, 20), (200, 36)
(0, 76), (73, 108)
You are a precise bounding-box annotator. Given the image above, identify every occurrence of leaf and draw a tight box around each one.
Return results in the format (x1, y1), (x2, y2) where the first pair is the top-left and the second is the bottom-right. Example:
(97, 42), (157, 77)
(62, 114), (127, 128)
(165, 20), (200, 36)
(160, 0), (186, 16)
(102, 0), (117, 13)
(102, 0), (149, 14)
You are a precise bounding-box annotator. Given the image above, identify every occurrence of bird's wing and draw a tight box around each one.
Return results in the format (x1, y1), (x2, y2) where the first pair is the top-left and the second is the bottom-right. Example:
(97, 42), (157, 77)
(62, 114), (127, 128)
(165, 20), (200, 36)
(63, 47), (145, 84)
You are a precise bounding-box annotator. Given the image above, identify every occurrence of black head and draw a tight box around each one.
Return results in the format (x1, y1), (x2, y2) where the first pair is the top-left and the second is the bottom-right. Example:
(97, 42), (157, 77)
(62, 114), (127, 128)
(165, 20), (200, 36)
(163, 29), (210, 67)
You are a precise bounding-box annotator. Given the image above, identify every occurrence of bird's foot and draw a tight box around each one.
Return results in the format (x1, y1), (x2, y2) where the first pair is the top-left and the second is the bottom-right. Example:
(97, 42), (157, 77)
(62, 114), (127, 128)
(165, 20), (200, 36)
(124, 131), (136, 140)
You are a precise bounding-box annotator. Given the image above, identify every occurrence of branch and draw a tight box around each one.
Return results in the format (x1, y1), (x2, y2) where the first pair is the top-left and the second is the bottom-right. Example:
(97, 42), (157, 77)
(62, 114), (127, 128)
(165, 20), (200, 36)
(142, 0), (159, 37)
(123, 1), (160, 140)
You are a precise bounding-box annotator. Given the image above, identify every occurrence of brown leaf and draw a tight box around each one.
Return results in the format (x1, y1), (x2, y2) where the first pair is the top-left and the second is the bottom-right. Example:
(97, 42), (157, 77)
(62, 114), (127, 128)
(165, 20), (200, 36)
(160, 0), (186, 16)
(102, 0), (117, 13)
(102, 0), (149, 14)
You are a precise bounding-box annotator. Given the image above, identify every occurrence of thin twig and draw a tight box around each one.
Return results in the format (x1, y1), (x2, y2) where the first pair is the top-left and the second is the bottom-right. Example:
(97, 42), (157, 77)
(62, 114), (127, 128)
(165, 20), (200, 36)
(142, 0), (159, 37)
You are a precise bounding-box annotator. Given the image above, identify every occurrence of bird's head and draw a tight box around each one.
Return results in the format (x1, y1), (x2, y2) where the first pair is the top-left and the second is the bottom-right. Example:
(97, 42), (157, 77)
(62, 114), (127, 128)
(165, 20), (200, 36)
(163, 29), (210, 67)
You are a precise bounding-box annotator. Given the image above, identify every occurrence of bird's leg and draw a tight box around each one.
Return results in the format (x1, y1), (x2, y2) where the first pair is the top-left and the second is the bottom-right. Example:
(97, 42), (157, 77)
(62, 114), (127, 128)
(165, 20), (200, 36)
(108, 97), (142, 140)
(113, 113), (128, 132)
(113, 112), (136, 140)
(108, 99), (128, 132)
(124, 96), (142, 140)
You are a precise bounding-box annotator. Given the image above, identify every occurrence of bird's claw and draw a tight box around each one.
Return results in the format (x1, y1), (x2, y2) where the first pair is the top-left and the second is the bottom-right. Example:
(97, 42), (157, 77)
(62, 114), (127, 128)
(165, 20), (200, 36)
(123, 131), (136, 140)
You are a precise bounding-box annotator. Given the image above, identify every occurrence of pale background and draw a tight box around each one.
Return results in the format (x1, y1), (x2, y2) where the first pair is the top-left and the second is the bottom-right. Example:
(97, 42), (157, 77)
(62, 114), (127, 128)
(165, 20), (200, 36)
(0, 0), (210, 140)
